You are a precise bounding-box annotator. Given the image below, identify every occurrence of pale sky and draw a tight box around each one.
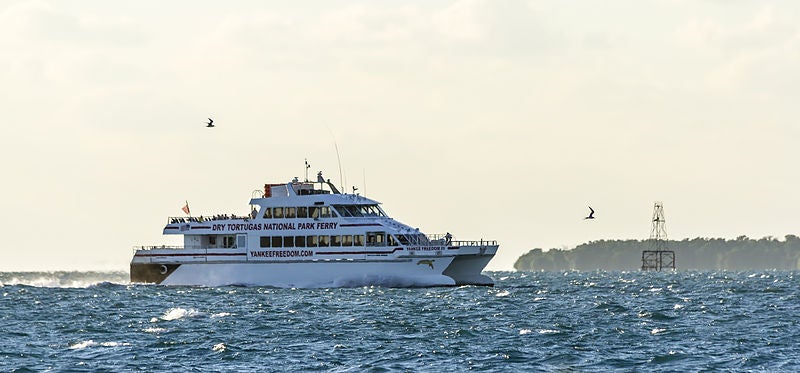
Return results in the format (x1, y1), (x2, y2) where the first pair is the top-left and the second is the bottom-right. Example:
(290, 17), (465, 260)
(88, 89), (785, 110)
(2, 0), (799, 271)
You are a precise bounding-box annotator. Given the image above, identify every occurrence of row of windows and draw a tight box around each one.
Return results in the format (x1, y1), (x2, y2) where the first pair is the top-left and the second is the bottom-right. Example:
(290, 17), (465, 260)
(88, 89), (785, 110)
(332, 204), (385, 217)
(259, 232), (398, 248)
(260, 204), (385, 219)
(263, 206), (333, 219)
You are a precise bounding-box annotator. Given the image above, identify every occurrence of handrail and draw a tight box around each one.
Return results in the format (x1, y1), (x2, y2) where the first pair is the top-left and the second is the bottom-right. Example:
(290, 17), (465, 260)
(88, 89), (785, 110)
(134, 245), (240, 251)
(134, 245), (185, 251)
(451, 240), (498, 246)
(167, 215), (253, 224)
(427, 233), (497, 247)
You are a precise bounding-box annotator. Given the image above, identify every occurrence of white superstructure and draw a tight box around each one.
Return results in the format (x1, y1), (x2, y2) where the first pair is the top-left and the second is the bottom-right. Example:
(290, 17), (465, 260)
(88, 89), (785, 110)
(130, 173), (498, 287)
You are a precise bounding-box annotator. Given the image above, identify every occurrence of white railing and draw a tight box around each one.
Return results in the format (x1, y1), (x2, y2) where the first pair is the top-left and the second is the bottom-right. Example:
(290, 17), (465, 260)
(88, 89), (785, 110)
(451, 240), (497, 247)
(167, 214), (254, 224)
(427, 233), (497, 247)
(133, 245), (211, 251)
(135, 245), (184, 251)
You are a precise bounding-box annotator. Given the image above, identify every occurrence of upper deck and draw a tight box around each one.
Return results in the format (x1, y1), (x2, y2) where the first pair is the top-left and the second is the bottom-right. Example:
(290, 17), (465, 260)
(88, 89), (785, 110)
(251, 175), (380, 206)
(157, 172), (498, 251)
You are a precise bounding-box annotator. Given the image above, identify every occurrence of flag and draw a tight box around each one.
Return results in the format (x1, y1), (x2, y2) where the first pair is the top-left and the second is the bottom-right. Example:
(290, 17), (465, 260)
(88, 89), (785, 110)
(182, 201), (190, 215)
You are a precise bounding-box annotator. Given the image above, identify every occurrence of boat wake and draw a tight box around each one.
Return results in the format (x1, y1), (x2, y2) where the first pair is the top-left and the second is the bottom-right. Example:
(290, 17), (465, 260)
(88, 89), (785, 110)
(0, 271), (129, 288)
(217, 273), (456, 288)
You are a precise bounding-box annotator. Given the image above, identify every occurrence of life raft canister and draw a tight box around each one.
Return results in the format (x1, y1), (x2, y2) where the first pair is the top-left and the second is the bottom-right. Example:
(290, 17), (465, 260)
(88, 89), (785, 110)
(264, 184), (272, 198)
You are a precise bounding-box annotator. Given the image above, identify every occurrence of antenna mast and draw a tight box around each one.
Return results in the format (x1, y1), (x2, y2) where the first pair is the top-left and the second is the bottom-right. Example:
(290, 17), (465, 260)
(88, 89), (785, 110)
(641, 201), (675, 271)
(326, 126), (345, 192)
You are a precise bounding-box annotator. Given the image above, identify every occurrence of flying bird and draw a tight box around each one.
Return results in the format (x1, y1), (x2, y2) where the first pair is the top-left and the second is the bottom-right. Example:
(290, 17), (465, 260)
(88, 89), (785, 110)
(584, 206), (596, 220)
(206, 118), (214, 127)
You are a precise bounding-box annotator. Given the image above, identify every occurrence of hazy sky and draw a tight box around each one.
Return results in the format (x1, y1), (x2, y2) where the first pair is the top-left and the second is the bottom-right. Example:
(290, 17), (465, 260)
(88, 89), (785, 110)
(2, 0), (799, 271)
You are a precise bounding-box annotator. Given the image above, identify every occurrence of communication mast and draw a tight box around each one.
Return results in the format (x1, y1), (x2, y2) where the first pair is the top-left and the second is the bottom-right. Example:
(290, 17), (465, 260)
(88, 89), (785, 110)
(641, 201), (675, 271)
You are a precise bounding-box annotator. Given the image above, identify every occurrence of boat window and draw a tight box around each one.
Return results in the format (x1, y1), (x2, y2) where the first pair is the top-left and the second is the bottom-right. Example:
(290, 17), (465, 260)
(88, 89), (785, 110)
(209, 236), (218, 245)
(271, 236), (282, 248)
(286, 207), (296, 218)
(309, 207), (320, 219)
(367, 232), (386, 246)
(318, 235), (330, 247)
(345, 205), (361, 217)
(263, 208), (272, 219)
(388, 235), (398, 246)
(320, 206), (332, 218)
(260, 237), (270, 248)
(295, 236), (306, 247)
(224, 236), (236, 248)
(397, 235), (410, 245)
(283, 236), (294, 248)
(362, 205), (384, 217)
(297, 207), (308, 218)
(306, 235), (318, 247)
(333, 205), (349, 217)
(342, 235), (353, 247)
(331, 235), (342, 246)
(273, 207), (284, 219)
(354, 234), (365, 246)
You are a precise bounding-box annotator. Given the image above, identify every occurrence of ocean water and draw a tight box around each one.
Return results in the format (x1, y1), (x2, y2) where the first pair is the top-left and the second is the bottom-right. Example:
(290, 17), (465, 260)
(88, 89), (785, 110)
(2, 271), (799, 371)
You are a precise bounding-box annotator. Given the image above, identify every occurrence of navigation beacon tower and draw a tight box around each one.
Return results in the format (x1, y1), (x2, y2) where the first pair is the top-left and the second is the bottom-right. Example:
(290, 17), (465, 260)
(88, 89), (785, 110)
(641, 201), (675, 271)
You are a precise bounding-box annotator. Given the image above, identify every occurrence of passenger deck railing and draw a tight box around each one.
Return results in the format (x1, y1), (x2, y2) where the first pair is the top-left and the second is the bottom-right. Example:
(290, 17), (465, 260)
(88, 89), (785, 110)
(134, 245), (184, 251)
(167, 214), (254, 224)
(451, 240), (498, 247)
(427, 234), (497, 247)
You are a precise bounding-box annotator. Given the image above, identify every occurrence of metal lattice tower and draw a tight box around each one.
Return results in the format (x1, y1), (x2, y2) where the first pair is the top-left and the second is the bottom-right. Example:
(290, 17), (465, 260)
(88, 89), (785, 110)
(641, 202), (675, 271)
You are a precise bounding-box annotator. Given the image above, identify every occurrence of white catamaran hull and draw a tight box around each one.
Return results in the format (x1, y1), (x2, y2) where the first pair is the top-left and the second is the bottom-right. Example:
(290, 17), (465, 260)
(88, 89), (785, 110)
(131, 256), (460, 287)
(444, 245), (498, 286)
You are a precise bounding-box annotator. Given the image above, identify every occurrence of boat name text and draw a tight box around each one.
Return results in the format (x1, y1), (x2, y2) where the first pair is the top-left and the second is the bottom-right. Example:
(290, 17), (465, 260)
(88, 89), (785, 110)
(406, 246), (445, 251)
(250, 250), (314, 258)
(211, 222), (338, 231)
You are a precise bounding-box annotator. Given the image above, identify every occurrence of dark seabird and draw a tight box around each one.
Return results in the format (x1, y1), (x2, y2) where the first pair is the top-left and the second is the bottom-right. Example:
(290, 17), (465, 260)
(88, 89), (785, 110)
(206, 118), (214, 127)
(584, 206), (595, 220)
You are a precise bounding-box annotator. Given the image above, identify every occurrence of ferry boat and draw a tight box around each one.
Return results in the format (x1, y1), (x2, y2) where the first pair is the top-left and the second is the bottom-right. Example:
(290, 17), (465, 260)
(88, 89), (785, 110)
(130, 172), (498, 287)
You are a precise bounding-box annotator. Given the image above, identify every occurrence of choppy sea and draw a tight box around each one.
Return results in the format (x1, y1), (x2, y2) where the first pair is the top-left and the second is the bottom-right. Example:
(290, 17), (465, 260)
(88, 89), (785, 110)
(2, 270), (799, 371)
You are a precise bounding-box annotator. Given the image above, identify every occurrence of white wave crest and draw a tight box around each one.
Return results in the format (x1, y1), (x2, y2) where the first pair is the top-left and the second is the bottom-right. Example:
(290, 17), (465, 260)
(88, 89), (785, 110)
(69, 340), (130, 349)
(152, 307), (204, 322)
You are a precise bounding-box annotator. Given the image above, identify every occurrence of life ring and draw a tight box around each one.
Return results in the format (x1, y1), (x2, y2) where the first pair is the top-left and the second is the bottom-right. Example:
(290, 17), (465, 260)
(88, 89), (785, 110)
(159, 265), (168, 275)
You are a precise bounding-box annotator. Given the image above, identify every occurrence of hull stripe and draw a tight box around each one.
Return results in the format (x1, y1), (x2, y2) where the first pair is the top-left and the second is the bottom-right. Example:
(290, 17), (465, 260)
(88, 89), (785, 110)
(135, 252), (247, 257)
(316, 247), (403, 255)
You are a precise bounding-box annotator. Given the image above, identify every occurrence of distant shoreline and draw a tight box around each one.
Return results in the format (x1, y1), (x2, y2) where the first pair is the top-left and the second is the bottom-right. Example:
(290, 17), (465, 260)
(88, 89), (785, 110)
(515, 235), (800, 271)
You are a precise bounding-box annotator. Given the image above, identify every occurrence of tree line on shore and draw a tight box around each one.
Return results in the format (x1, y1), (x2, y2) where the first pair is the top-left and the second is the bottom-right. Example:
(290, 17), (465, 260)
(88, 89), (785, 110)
(513, 235), (800, 271)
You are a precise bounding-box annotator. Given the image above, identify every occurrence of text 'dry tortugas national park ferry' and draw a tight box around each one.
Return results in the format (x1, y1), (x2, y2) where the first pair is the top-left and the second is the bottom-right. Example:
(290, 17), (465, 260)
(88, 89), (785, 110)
(130, 172), (498, 287)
